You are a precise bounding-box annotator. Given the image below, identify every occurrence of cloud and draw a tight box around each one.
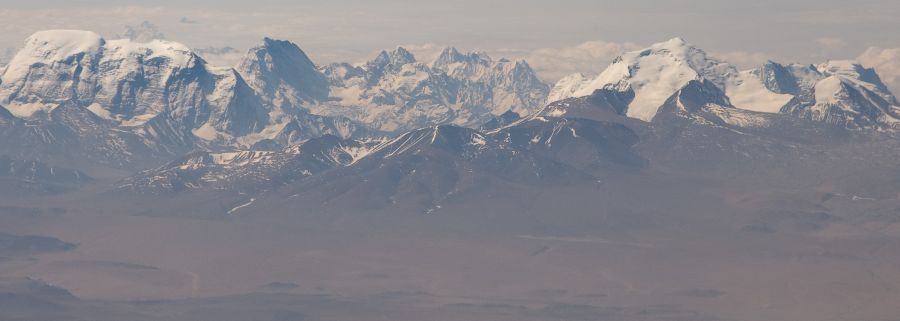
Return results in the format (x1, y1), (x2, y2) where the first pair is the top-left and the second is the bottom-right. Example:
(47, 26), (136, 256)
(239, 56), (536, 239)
(397, 43), (445, 64)
(394, 41), (774, 86)
(0, 47), (15, 65)
(0, 5), (892, 96)
(0, 6), (341, 60)
(195, 46), (244, 67)
(500, 42), (772, 84)
(336, 41), (900, 98)
(515, 41), (640, 82)
(815, 37), (848, 52)
(815, 37), (847, 48)
(391, 41), (639, 84)
(118, 21), (166, 42)
(857, 47), (900, 95)
(711, 50), (771, 69)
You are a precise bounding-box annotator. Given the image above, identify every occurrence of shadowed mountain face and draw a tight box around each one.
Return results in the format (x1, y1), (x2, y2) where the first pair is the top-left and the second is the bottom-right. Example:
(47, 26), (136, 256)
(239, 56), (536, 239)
(237, 37), (331, 105)
(281, 118), (640, 211)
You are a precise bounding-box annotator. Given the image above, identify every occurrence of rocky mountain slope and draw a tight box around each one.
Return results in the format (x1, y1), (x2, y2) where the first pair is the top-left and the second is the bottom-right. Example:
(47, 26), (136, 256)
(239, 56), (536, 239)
(119, 134), (381, 194)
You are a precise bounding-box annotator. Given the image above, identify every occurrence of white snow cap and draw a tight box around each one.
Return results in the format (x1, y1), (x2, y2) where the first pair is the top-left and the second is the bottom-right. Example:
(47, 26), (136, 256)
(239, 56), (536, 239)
(1, 30), (104, 82)
(22, 30), (105, 61)
(817, 60), (866, 77)
(104, 38), (196, 69)
(0, 29), (204, 120)
(552, 37), (735, 121)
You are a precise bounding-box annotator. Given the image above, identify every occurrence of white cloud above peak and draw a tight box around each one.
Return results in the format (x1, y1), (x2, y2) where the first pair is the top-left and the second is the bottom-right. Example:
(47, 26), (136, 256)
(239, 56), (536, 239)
(857, 47), (900, 95)
(519, 41), (640, 82)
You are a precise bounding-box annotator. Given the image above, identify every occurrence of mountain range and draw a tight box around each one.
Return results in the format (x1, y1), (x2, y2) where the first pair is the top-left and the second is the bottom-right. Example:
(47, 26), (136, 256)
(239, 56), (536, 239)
(549, 37), (900, 129)
(1, 31), (898, 199)
(0, 30), (549, 169)
(5, 31), (900, 321)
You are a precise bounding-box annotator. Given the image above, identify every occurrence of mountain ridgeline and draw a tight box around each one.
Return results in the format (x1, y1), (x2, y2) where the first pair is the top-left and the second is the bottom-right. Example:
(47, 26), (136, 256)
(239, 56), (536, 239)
(548, 37), (900, 129)
(0, 30), (549, 168)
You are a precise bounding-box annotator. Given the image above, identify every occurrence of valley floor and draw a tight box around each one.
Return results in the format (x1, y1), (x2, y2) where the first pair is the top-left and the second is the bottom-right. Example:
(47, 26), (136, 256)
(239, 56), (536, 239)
(4, 163), (900, 321)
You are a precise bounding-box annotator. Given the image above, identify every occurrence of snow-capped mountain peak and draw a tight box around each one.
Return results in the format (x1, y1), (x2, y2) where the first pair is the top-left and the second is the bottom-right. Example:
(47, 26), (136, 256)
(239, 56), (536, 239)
(0, 30), (544, 168)
(0, 30), (288, 166)
(0, 30), (106, 110)
(236, 37), (330, 105)
(549, 37), (735, 121)
(815, 60), (896, 104)
(368, 47), (417, 69)
(432, 46), (465, 67)
(548, 37), (900, 129)
(0, 30), (211, 120)
(431, 46), (492, 69)
(730, 59), (900, 128)
(13, 30), (104, 63)
(104, 38), (196, 68)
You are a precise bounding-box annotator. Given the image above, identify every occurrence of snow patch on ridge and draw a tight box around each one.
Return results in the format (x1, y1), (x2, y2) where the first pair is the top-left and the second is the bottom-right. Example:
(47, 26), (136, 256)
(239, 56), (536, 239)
(86, 103), (114, 120)
(104, 39), (195, 71)
(547, 73), (589, 103)
(705, 105), (772, 127)
(193, 123), (220, 141)
(814, 76), (845, 106)
(4, 102), (56, 118)
(227, 198), (255, 214)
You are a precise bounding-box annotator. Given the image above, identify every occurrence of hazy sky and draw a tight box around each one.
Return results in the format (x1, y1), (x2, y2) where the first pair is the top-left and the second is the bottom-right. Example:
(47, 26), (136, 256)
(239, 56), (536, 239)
(1, 0), (898, 90)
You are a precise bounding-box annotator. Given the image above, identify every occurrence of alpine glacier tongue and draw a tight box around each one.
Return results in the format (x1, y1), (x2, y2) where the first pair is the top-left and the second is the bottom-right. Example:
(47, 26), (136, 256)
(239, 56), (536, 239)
(724, 66), (795, 113)
(723, 61), (822, 113)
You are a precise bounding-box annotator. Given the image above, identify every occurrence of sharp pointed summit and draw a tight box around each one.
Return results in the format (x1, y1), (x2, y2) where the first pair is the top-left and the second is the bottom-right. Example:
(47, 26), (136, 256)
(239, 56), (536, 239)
(432, 46), (466, 67)
(368, 47), (417, 69)
(237, 37), (330, 104)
